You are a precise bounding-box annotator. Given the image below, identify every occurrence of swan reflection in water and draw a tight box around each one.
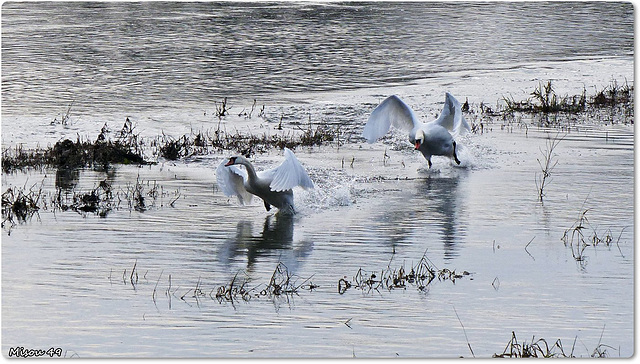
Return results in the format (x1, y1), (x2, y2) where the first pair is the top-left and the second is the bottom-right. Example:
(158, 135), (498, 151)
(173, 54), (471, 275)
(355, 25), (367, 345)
(218, 213), (313, 272)
(416, 174), (466, 260)
(378, 171), (466, 260)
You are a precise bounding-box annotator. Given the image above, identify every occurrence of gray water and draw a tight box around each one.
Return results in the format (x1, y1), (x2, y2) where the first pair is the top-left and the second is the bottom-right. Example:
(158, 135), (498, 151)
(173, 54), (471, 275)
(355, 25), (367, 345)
(1, 1), (635, 359)
(1, 2), (633, 115)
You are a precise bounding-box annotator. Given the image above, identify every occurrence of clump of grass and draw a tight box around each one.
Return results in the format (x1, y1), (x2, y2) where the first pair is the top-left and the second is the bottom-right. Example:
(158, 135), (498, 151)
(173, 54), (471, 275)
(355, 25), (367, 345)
(493, 331), (616, 358)
(500, 79), (634, 126)
(531, 81), (586, 113)
(1, 180), (44, 233)
(260, 262), (315, 297)
(591, 79), (633, 107)
(297, 118), (336, 147)
(503, 81), (586, 114)
(2, 145), (50, 173)
(208, 120), (338, 158)
(493, 331), (572, 358)
(2, 119), (148, 173)
(338, 252), (471, 295)
(65, 179), (114, 216)
(156, 134), (190, 161)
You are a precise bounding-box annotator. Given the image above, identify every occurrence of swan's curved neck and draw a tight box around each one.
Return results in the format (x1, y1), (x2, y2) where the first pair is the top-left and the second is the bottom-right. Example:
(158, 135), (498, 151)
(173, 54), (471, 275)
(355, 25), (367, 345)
(237, 158), (258, 182)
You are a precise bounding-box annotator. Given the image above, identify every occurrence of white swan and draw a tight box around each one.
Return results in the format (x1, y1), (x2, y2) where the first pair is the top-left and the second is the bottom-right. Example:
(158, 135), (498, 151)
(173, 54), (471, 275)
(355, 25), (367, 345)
(216, 147), (314, 214)
(362, 93), (471, 168)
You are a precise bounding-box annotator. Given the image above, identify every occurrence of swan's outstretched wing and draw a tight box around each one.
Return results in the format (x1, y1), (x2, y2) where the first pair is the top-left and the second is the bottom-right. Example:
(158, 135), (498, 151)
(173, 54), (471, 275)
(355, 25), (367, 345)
(269, 148), (314, 192)
(216, 160), (253, 205)
(433, 92), (471, 138)
(362, 95), (420, 143)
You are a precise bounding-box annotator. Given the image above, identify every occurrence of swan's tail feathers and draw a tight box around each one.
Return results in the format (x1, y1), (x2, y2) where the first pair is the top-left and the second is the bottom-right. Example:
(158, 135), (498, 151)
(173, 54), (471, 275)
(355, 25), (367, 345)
(438, 93), (471, 138)
(269, 148), (315, 192)
(216, 160), (253, 205)
(362, 95), (419, 143)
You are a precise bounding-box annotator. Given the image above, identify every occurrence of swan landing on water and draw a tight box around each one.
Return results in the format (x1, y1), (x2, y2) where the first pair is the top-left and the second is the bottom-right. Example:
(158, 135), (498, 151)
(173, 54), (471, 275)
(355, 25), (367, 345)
(216, 147), (314, 214)
(362, 93), (471, 168)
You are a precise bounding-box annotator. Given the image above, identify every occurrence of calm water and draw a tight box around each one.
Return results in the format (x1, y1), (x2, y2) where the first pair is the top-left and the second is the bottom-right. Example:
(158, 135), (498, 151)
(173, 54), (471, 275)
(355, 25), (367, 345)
(1, 1), (635, 359)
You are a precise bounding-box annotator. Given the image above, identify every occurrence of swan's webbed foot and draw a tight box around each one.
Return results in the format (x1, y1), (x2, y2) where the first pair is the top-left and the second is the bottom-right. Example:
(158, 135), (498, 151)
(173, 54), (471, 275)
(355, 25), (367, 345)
(452, 141), (461, 165)
(427, 159), (433, 169)
(263, 200), (271, 211)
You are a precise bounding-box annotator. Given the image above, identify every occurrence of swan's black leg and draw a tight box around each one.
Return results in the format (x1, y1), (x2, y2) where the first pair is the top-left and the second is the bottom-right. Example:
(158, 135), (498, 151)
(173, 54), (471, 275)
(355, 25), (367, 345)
(452, 141), (461, 165)
(263, 200), (271, 211)
(427, 158), (432, 169)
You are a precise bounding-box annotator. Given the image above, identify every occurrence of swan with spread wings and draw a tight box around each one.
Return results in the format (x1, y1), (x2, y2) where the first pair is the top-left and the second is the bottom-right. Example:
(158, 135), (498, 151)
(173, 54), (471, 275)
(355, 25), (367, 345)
(362, 93), (471, 168)
(216, 148), (314, 214)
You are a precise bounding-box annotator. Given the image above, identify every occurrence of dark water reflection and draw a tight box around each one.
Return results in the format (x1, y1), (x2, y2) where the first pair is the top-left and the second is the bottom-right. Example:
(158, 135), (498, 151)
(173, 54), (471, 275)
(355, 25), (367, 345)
(55, 167), (80, 191)
(218, 213), (313, 271)
(416, 175), (466, 260)
(371, 171), (466, 260)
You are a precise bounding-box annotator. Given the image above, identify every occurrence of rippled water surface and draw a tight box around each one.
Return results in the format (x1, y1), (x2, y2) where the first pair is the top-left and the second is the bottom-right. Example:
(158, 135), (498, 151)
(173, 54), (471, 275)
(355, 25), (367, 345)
(1, 1), (633, 115)
(1, 1), (635, 359)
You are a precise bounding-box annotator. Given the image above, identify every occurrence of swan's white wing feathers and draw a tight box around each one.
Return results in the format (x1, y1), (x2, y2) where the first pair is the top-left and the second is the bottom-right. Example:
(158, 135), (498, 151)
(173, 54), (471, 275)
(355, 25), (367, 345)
(433, 92), (471, 138)
(216, 161), (253, 205)
(269, 148), (314, 192)
(362, 95), (420, 143)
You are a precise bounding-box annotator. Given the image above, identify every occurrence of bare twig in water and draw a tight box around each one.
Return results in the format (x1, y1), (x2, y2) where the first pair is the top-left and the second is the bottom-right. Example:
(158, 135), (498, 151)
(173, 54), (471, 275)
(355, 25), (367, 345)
(453, 305), (475, 358)
(492, 277), (500, 290)
(152, 269), (163, 304)
(129, 260), (138, 286)
(536, 132), (565, 202)
(524, 236), (536, 261)
(344, 318), (353, 329)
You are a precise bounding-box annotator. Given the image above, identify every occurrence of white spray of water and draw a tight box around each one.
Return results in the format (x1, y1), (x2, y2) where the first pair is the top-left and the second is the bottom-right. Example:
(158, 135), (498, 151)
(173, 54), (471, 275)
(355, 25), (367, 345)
(294, 176), (361, 214)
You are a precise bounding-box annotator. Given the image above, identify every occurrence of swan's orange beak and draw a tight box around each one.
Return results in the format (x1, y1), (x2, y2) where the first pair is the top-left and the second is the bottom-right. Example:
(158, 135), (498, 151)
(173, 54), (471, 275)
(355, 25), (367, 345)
(414, 141), (421, 150)
(224, 157), (236, 166)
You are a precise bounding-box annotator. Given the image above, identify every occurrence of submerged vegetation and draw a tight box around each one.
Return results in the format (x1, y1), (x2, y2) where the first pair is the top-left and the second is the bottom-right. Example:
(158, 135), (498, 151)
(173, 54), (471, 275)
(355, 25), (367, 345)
(561, 208), (626, 268)
(1, 180), (44, 233)
(146, 261), (317, 309)
(338, 252), (471, 294)
(144, 252), (471, 307)
(1, 174), (179, 234)
(119, 257), (618, 357)
(131, 253), (469, 307)
(1, 101), (344, 231)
